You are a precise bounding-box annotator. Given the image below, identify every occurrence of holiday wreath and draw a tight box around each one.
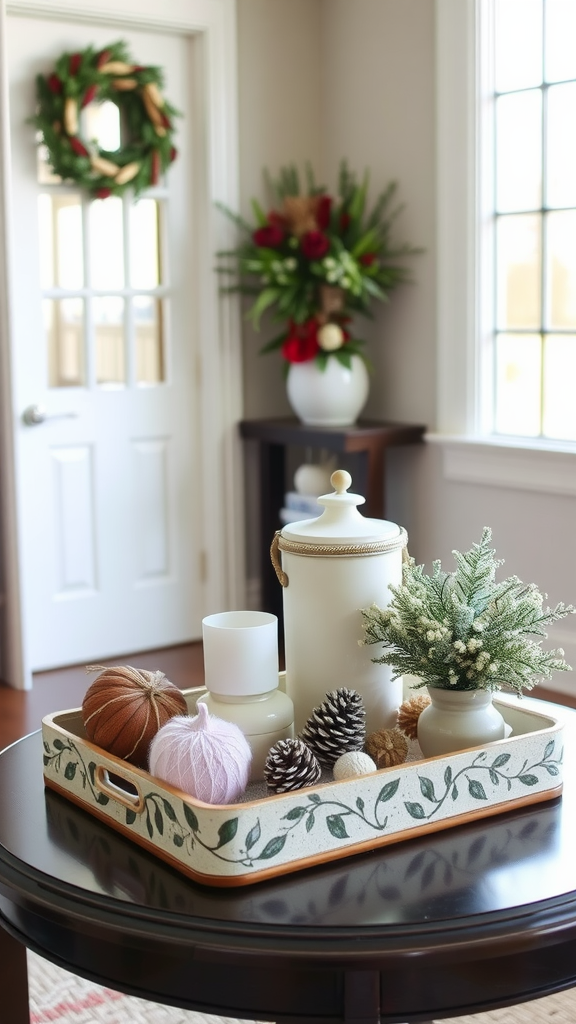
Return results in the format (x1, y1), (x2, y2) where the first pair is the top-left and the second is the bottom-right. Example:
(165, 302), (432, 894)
(32, 40), (179, 199)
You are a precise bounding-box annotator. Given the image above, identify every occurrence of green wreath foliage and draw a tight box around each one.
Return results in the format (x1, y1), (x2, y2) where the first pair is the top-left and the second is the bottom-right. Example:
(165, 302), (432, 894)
(33, 40), (180, 199)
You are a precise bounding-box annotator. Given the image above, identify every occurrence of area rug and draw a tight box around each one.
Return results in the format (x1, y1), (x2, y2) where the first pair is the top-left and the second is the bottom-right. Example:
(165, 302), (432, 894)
(27, 949), (576, 1024)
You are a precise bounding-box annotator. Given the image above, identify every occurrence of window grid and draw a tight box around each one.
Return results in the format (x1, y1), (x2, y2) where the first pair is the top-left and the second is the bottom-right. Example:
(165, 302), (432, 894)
(492, 0), (576, 441)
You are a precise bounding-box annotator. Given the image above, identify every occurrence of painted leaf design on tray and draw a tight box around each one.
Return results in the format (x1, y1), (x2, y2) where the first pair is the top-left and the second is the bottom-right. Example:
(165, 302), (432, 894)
(418, 776), (437, 803)
(543, 740), (555, 760)
(183, 804), (199, 832)
(451, 784), (458, 800)
(326, 814), (349, 839)
(245, 820), (261, 851)
(125, 809), (137, 826)
(356, 797), (365, 812)
(518, 774), (539, 786)
(153, 804), (163, 835)
(215, 818), (238, 849)
(405, 802), (426, 819)
(173, 834), (184, 847)
(306, 813), (315, 832)
(258, 834), (287, 860)
(162, 799), (177, 821)
(544, 764), (560, 776)
(377, 779), (400, 803)
(491, 753), (511, 768)
(283, 806), (306, 822)
(467, 778), (487, 801)
(444, 765), (452, 787)
(489, 770), (500, 785)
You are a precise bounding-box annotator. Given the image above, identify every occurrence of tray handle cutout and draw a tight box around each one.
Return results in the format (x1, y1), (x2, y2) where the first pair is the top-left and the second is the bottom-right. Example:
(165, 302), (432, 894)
(95, 765), (144, 813)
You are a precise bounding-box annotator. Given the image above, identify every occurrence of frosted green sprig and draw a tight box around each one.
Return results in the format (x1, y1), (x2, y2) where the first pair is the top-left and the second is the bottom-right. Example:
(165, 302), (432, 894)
(360, 527), (575, 695)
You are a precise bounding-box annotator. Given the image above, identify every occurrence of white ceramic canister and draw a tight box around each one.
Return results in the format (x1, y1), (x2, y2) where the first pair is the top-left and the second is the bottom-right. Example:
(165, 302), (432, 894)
(270, 469), (407, 734)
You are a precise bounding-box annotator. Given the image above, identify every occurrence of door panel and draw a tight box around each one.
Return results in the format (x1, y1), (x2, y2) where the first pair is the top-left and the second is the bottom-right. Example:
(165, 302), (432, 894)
(7, 14), (202, 671)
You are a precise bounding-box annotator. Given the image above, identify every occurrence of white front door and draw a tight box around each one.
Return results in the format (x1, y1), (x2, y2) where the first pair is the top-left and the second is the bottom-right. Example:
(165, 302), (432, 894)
(6, 13), (203, 675)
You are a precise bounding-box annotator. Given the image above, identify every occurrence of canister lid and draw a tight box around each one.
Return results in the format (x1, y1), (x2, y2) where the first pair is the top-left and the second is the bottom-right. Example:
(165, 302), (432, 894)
(280, 469), (401, 545)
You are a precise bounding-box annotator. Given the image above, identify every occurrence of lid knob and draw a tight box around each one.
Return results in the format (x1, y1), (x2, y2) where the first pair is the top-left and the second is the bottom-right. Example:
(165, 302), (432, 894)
(331, 469), (352, 494)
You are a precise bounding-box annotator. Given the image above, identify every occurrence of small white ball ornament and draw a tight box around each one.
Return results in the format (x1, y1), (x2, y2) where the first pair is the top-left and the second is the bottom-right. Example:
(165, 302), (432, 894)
(148, 702), (252, 804)
(333, 750), (377, 781)
(318, 322), (344, 351)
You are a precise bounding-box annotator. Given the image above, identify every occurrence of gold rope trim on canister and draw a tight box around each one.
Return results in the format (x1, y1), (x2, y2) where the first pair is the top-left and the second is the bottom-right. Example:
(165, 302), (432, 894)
(270, 527), (408, 588)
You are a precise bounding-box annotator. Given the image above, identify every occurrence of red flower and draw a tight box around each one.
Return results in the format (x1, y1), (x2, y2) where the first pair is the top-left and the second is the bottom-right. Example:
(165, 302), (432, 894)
(253, 224), (284, 248)
(81, 84), (98, 108)
(301, 231), (330, 259)
(69, 52), (82, 76)
(268, 210), (287, 230)
(94, 187), (112, 199)
(69, 136), (89, 157)
(282, 319), (320, 363)
(340, 211), (351, 231)
(47, 73), (62, 94)
(316, 195), (332, 230)
(96, 49), (112, 68)
(359, 252), (377, 266)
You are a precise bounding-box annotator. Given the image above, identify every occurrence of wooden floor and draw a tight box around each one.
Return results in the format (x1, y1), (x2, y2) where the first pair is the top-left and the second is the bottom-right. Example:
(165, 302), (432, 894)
(0, 642), (205, 752)
(0, 642), (574, 753)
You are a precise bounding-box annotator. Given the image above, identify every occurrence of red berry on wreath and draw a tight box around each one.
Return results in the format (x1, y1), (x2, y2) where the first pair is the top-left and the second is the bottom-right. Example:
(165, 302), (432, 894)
(96, 48), (111, 68)
(47, 73), (62, 94)
(69, 136), (89, 157)
(95, 187), (112, 199)
(81, 84), (98, 108)
(69, 52), (82, 76)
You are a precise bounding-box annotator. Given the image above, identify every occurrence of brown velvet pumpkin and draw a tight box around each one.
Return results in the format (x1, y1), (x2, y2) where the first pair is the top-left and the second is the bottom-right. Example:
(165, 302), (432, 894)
(82, 665), (188, 767)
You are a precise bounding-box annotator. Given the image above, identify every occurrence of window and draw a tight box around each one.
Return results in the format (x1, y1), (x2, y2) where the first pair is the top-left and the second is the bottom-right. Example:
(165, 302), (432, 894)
(487, 0), (576, 441)
(37, 102), (167, 391)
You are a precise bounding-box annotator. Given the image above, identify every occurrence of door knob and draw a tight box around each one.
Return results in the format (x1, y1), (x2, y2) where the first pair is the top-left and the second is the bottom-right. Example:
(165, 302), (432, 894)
(22, 404), (78, 426)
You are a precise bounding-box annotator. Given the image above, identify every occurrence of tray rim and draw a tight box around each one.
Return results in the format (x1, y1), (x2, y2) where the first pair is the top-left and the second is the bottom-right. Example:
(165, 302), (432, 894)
(41, 689), (565, 886)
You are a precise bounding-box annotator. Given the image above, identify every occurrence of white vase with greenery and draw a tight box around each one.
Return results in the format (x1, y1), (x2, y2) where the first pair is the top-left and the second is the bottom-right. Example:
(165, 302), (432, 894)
(360, 528), (575, 757)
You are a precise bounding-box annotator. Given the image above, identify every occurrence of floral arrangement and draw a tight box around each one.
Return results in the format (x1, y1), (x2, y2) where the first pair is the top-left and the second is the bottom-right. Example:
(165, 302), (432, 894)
(32, 40), (179, 199)
(216, 162), (418, 368)
(360, 528), (575, 695)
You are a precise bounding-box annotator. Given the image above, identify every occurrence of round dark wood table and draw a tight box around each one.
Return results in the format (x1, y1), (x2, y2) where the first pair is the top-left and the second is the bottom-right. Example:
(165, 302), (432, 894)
(2, 700), (576, 1024)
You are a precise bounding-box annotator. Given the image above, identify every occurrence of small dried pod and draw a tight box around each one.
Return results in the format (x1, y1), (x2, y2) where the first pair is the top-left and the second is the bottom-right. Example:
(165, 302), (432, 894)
(264, 737), (321, 794)
(63, 96), (78, 135)
(141, 86), (165, 128)
(112, 77), (138, 91)
(365, 727), (408, 769)
(397, 694), (432, 740)
(98, 60), (136, 75)
(91, 155), (120, 177)
(114, 161), (140, 185)
(82, 664), (188, 767)
(143, 80), (164, 109)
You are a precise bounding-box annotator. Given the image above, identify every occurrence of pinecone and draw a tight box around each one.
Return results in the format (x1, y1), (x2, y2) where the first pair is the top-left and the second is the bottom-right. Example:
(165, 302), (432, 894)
(299, 688), (366, 768)
(365, 727), (408, 768)
(264, 738), (321, 794)
(397, 694), (431, 740)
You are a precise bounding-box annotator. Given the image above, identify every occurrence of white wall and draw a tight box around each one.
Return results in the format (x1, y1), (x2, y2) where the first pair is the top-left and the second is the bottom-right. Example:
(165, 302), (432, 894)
(236, 0), (576, 696)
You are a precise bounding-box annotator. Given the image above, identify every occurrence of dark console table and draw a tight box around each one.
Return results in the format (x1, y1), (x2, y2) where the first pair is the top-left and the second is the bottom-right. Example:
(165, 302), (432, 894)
(239, 417), (426, 621)
(2, 699), (576, 1023)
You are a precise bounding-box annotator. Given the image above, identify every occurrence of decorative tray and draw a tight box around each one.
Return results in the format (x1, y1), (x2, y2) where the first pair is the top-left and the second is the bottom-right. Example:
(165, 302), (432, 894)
(41, 683), (564, 887)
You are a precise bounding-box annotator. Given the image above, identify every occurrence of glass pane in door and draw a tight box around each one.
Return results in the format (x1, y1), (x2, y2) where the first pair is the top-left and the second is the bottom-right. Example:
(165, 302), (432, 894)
(135, 296), (164, 384)
(44, 297), (85, 387)
(130, 199), (162, 288)
(89, 197), (124, 289)
(94, 296), (125, 384)
(38, 194), (84, 289)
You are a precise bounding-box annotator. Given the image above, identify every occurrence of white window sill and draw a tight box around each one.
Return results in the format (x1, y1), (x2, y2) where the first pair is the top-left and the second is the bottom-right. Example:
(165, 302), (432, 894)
(426, 433), (576, 497)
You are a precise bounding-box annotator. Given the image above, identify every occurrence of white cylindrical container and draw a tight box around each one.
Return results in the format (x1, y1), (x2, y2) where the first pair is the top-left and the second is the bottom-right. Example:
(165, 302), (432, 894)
(271, 470), (407, 735)
(199, 610), (294, 782)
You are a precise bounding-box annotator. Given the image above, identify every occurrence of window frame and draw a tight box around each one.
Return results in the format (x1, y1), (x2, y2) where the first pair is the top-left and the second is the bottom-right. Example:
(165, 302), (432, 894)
(434, 0), (576, 490)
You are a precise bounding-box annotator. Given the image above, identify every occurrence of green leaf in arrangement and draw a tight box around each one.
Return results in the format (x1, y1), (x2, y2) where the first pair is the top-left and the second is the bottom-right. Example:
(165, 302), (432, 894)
(248, 287), (281, 329)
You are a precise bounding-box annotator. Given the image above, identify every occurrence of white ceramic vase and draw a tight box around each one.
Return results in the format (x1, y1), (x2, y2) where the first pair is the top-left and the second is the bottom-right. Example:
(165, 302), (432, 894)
(417, 686), (508, 758)
(286, 355), (369, 426)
